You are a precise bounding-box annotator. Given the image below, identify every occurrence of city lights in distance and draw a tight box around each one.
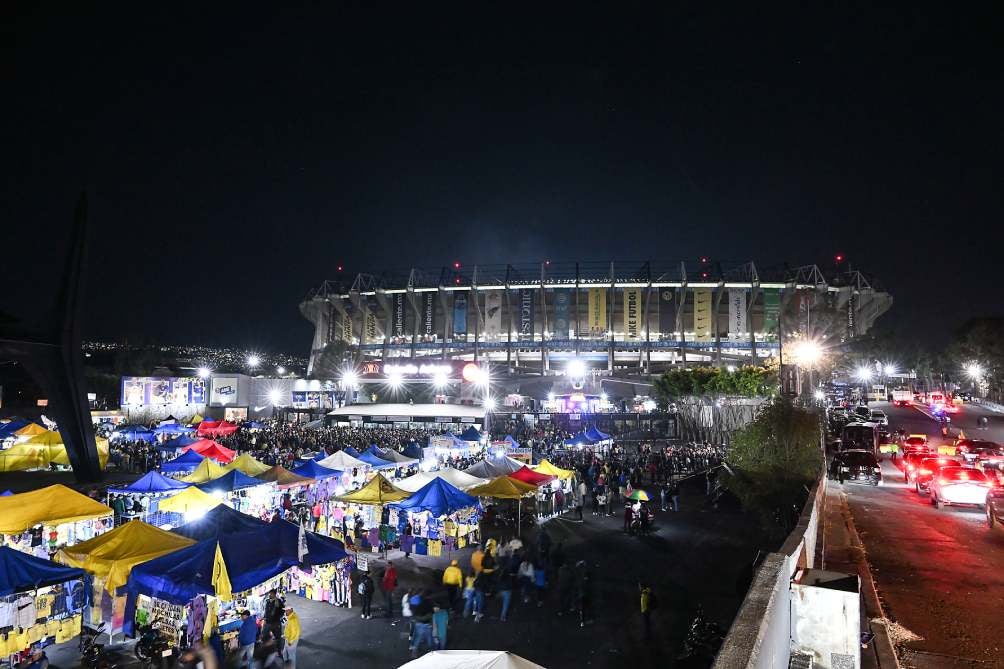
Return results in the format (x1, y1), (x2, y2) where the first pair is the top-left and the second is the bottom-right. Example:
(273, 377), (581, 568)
(813, 389), (826, 401)
(966, 363), (984, 379)
(792, 340), (823, 367)
(277, 366), (286, 375)
(883, 363), (897, 376)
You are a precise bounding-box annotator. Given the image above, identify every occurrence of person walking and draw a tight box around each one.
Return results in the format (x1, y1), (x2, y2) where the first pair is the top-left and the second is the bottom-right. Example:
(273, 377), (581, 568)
(409, 593), (435, 658)
(623, 503), (633, 533)
(669, 480), (680, 512)
(263, 590), (285, 651)
(237, 610), (257, 669)
(496, 568), (514, 622)
(282, 606), (300, 668)
(518, 556), (535, 603)
(382, 562), (398, 618)
(442, 560), (463, 612)
(639, 582), (653, 638)
(357, 572), (374, 619)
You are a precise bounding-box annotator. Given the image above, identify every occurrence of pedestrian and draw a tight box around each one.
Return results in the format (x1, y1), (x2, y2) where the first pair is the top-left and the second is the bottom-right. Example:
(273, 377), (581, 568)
(639, 582), (653, 638)
(591, 488), (600, 515)
(282, 606), (300, 668)
(403, 521), (413, 558)
(441, 559), (463, 612)
(382, 562), (398, 618)
(237, 610), (257, 669)
(263, 590), (285, 650)
(462, 573), (477, 617)
(496, 568), (514, 622)
(409, 594), (435, 658)
(623, 503), (633, 533)
(357, 572), (374, 619)
(518, 556), (535, 603)
(669, 480), (680, 512)
(533, 560), (547, 606)
(660, 483), (668, 512)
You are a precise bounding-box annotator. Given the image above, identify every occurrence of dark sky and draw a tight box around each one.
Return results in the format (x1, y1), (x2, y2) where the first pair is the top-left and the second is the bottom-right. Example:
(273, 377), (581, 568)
(6, 4), (1003, 354)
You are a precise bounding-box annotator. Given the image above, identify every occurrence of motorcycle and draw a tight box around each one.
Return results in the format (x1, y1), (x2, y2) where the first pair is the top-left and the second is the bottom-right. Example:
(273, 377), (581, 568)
(135, 623), (175, 667)
(80, 623), (118, 669)
(680, 606), (725, 660)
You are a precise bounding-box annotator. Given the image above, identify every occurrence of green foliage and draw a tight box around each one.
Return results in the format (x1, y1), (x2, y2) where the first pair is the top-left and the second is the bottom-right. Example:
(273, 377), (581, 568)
(722, 399), (823, 530)
(653, 366), (776, 402)
(947, 318), (1004, 400)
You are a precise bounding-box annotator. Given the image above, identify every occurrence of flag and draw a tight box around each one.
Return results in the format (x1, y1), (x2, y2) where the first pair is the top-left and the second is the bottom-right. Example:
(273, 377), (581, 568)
(211, 543), (233, 601)
(298, 522), (309, 562)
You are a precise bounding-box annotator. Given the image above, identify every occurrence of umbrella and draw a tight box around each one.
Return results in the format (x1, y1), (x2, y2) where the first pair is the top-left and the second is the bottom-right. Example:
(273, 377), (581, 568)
(627, 489), (650, 502)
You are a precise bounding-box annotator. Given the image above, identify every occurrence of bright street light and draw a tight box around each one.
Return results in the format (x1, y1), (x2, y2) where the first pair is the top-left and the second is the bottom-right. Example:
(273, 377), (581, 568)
(387, 372), (403, 389)
(813, 389), (826, 401)
(276, 366), (286, 375)
(268, 389), (282, 405)
(966, 363), (984, 379)
(197, 367), (211, 379)
(855, 366), (873, 382)
(483, 396), (497, 411)
(566, 358), (587, 378)
(433, 371), (449, 389)
(792, 340), (823, 367)
(883, 363), (897, 377)
(247, 354), (261, 369)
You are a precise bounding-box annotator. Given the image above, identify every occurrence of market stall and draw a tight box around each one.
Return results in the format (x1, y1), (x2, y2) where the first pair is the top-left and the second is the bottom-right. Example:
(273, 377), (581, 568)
(332, 474), (410, 549)
(0, 547), (86, 663)
(0, 433), (110, 472)
(0, 485), (113, 557)
(180, 438), (236, 464)
(256, 465), (315, 489)
(160, 449), (207, 475)
(390, 479), (481, 556)
(291, 460), (342, 480)
(196, 420), (239, 438)
(179, 458), (229, 484)
(170, 505), (267, 541)
(317, 450), (369, 474)
(467, 476), (538, 530)
(156, 487), (225, 519)
(396, 468), (487, 493)
(112, 425), (156, 443)
(195, 471), (271, 515)
(152, 423), (196, 439)
(222, 452), (270, 477)
(463, 455), (524, 480)
(106, 471), (190, 525)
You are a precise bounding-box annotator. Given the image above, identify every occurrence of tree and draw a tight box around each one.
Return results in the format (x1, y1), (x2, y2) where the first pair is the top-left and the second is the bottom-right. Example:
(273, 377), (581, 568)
(947, 318), (1004, 401)
(722, 399), (823, 533)
(309, 340), (350, 379)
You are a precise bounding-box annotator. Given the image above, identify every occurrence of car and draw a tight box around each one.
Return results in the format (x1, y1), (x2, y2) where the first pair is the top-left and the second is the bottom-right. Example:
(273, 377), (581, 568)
(929, 467), (993, 509)
(902, 435), (930, 456)
(828, 450), (882, 486)
(869, 409), (889, 426)
(853, 405), (872, 420)
(956, 391), (973, 402)
(954, 440), (1004, 464)
(911, 456), (964, 494)
(986, 489), (1004, 530)
(903, 451), (932, 484)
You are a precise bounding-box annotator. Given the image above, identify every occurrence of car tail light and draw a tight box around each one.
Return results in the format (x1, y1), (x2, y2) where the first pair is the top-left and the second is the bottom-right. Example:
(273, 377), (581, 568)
(907, 463), (915, 471)
(938, 478), (948, 486)
(919, 468), (932, 476)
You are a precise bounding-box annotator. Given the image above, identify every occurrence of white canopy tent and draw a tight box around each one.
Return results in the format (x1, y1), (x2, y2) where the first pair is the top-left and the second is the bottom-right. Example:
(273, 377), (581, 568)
(396, 467), (488, 493)
(397, 651), (545, 669)
(317, 450), (369, 471)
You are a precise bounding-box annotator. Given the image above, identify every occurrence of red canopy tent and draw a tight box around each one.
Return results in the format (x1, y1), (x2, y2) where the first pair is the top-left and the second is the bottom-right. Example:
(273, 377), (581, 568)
(180, 438), (236, 463)
(507, 466), (555, 487)
(197, 420), (239, 437)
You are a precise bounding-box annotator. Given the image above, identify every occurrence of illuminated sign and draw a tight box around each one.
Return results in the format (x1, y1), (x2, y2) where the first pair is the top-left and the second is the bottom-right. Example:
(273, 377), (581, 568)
(384, 363), (454, 377)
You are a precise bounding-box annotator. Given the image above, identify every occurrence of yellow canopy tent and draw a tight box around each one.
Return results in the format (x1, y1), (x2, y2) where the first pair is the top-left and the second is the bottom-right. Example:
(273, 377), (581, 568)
(467, 476), (537, 499)
(223, 453), (270, 477)
(531, 459), (575, 480)
(5, 432), (112, 470)
(256, 465), (316, 489)
(157, 487), (225, 515)
(14, 423), (48, 438)
(0, 484), (113, 534)
(180, 458), (228, 483)
(335, 473), (410, 504)
(55, 520), (196, 592)
(189, 414), (204, 426)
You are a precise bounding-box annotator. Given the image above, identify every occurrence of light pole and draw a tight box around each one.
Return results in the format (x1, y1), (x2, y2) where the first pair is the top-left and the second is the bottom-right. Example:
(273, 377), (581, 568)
(855, 366), (873, 403)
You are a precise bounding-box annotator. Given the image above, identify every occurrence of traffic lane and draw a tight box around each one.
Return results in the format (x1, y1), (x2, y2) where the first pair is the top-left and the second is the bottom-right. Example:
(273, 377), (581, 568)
(876, 400), (1004, 446)
(842, 457), (1004, 665)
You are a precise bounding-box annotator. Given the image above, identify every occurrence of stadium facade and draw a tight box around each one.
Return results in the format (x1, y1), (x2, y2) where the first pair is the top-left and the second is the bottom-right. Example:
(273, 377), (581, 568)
(301, 261), (892, 377)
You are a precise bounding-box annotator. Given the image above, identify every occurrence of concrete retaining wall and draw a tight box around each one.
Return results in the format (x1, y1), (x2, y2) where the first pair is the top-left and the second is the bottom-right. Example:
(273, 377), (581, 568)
(713, 475), (827, 669)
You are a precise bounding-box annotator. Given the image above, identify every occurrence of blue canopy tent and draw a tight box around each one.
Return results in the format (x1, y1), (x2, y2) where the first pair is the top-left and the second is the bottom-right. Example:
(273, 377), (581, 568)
(160, 450), (206, 474)
(504, 435), (520, 448)
(355, 450), (397, 469)
(390, 478), (480, 517)
(368, 445), (391, 458)
(171, 504), (268, 541)
(0, 419), (30, 439)
(291, 460), (342, 480)
(0, 546), (85, 596)
(158, 435), (200, 451)
(459, 426), (482, 442)
(153, 423), (196, 437)
(108, 470), (190, 495)
(196, 470), (265, 494)
(0, 490), (13, 497)
(113, 425), (156, 443)
(243, 421), (265, 430)
(584, 425), (611, 442)
(403, 442), (423, 460)
(563, 433), (595, 448)
(342, 447), (362, 458)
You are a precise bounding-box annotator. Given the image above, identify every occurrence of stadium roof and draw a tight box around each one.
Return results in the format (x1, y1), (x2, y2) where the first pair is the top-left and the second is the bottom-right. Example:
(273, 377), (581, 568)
(327, 403), (486, 419)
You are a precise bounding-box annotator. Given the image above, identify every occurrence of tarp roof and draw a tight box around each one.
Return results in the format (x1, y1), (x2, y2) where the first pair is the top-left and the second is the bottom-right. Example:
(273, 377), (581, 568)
(256, 465), (315, 489)
(158, 435), (199, 450)
(113, 425), (156, 442)
(55, 520), (196, 592)
(342, 447), (362, 458)
(171, 505), (268, 541)
(222, 452), (270, 477)
(464, 456), (524, 479)
(127, 522), (347, 604)
(157, 487), (225, 515)
(180, 458), (229, 483)
(196, 470), (267, 493)
(460, 426), (482, 442)
(291, 460), (342, 480)
(153, 423), (195, 436)
(0, 419), (30, 439)
(532, 459), (575, 481)
(584, 425), (611, 441)
(0, 437), (110, 472)
(394, 471), (436, 493)
(317, 450), (369, 471)
(436, 467), (489, 491)
(396, 650), (545, 669)
(563, 433), (595, 447)
(14, 423), (48, 438)
(160, 449), (205, 473)
(196, 420), (239, 437)
(355, 450), (398, 469)
(402, 442), (423, 460)
(0, 484), (113, 534)
(0, 546), (85, 596)
(336, 474), (410, 504)
(466, 476), (537, 499)
(390, 478), (480, 517)
(378, 449), (420, 466)
(508, 466), (556, 487)
(181, 439), (236, 463)
(107, 470), (190, 495)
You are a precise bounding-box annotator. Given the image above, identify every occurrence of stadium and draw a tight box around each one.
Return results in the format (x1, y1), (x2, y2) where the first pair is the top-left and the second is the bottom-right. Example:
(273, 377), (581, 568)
(300, 260), (892, 379)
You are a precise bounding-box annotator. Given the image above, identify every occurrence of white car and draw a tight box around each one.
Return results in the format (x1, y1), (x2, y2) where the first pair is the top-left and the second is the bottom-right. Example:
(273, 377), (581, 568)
(929, 467), (992, 509)
(869, 410), (888, 426)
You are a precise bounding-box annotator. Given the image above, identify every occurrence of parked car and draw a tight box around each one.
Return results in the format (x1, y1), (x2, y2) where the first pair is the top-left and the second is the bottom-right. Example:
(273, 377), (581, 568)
(828, 450), (882, 486)
(986, 489), (1004, 530)
(954, 440), (1004, 465)
(929, 467), (993, 509)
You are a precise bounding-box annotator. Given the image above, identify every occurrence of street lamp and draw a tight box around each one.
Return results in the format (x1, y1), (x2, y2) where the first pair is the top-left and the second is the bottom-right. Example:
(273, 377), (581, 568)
(247, 354), (261, 370)
(566, 358), (587, 379)
(197, 367), (211, 379)
(966, 363), (984, 380)
(883, 364), (897, 377)
(276, 366), (286, 375)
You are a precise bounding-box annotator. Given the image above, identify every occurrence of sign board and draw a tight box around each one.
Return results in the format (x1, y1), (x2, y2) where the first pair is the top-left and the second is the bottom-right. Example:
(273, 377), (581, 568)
(121, 377), (207, 407)
(356, 554), (370, 572)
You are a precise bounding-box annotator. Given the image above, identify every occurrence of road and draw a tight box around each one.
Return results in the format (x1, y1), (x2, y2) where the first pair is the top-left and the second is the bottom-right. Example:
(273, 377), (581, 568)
(836, 400), (1004, 668)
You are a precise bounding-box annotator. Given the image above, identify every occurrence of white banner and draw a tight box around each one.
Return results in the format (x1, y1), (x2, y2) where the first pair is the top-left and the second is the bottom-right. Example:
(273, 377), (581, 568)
(728, 289), (747, 342)
(484, 291), (503, 340)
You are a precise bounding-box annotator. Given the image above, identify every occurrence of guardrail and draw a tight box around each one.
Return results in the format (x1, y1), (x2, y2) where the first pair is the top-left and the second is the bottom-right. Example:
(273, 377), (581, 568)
(713, 474), (827, 669)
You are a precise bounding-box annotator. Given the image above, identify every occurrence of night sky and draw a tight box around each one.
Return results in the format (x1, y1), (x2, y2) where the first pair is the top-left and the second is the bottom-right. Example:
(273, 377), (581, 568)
(6, 5), (1002, 355)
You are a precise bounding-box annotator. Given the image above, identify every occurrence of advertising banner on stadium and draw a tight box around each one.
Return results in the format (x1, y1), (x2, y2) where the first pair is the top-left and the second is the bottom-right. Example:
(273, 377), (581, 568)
(292, 391), (336, 409)
(392, 293), (407, 339)
(421, 292), (436, 338)
(552, 289), (571, 339)
(693, 288), (713, 342)
(797, 291), (809, 338)
(728, 289), (747, 342)
(484, 291), (503, 340)
(453, 293), (468, 339)
(518, 289), (534, 341)
(121, 377), (204, 407)
(587, 288), (606, 337)
(210, 377), (239, 406)
(658, 289), (675, 339)
(341, 311), (353, 343)
(363, 304), (381, 344)
(622, 288), (642, 340)
(763, 288), (781, 338)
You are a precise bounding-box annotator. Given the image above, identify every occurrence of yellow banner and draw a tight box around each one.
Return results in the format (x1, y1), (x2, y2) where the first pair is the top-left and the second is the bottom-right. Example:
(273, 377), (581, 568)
(363, 307), (381, 344)
(623, 288), (642, 339)
(587, 288), (606, 337)
(693, 289), (713, 342)
(341, 312), (353, 343)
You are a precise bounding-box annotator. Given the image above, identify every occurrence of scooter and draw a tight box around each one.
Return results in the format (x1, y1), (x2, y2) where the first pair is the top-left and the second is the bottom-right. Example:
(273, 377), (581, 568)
(80, 623), (118, 669)
(134, 623), (175, 667)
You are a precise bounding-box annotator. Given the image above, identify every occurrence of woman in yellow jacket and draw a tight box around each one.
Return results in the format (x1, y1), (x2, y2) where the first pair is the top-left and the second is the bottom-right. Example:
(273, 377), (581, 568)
(283, 606), (301, 668)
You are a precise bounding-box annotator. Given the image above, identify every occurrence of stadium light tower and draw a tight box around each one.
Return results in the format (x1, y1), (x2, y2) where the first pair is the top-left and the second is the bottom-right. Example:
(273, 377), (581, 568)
(855, 367), (873, 382)
(566, 358), (587, 379)
(268, 389), (283, 405)
(966, 362), (984, 380)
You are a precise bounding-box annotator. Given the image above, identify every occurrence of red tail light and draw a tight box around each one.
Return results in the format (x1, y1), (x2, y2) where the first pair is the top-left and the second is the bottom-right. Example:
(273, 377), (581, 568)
(919, 468), (932, 476)
(938, 478), (948, 486)
(907, 464), (916, 471)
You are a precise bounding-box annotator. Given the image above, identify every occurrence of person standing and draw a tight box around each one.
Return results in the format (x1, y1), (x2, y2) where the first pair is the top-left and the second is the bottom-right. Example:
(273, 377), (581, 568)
(409, 593), (435, 658)
(263, 590), (285, 650)
(639, 582), (653, 638)
(382, 562), (398, 618)
(669, 480), (680, 512)
(442, 560), (463, 612)
(496, 568), (514, 622)
(237, 610), (257, 669)
(358, 572), (374, 619)
(282, 606), (300, 668)
(402, 521), (413, 558)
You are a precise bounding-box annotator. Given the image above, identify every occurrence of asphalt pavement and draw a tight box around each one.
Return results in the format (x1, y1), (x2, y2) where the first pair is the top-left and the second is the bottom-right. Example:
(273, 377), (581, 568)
(834, 400), (1004, 668)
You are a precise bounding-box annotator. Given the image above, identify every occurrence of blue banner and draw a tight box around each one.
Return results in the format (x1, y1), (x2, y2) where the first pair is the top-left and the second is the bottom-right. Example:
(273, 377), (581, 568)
(453, 293), (468, 337)
(518, 289), (535, 341)
(552, 289), (570, 339)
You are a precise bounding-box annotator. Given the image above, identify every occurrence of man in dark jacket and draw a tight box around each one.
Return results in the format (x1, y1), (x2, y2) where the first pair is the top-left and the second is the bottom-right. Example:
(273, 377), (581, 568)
(409, 593), (435, 657)
(262, 590), (285, 650)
